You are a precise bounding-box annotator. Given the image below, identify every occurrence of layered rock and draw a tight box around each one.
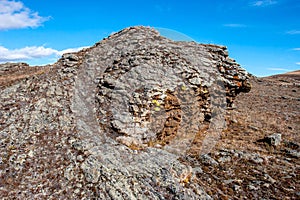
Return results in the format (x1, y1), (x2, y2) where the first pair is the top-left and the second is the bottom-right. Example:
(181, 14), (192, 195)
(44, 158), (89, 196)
(0, 26), (250, 199)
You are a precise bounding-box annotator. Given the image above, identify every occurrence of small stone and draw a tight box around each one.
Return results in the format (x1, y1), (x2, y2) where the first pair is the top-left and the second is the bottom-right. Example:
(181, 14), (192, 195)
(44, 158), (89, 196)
(193, 167), (203, 175)
(116, 136), (143, 149)
(74, 188), (80, 194)
(287, 150), (300, 158)
(81, 156), (100, 183)
(251, 155), (264, 164)
(64, 165), (75, 181)
(263, 133), (282, 146)
(248, 184), (258, 190)
(63, 53), (79, 61)
(233, 184), (241, 191)
(264, 173), (276, 184)
(189, 77), (202, 86)
(223, 179), (234, 184)
(218, 156), (231, 163)
(77, 155), (84, 162)
(248, 125), (259, 131)
(28, 150), (34, 157)
(230, 119), (238, 124)
(154, 144), (162, 148)
(199, 154), (218, 166)
(130, 105), (139, 113)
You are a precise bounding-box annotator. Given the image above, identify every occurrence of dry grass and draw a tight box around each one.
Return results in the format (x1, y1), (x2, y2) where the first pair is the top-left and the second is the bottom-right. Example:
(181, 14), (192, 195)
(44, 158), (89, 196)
(184, 74), (300, 199)
(0, 65), (50, 88)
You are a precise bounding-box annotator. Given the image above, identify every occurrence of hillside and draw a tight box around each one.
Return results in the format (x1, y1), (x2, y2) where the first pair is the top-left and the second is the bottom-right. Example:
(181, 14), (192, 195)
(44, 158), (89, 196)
(0, 26), (299, 199)
(189, 73), (300, 198)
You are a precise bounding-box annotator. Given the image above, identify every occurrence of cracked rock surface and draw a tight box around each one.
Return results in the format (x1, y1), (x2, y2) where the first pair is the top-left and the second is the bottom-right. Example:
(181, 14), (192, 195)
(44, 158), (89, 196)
(0, 26), (251, 199)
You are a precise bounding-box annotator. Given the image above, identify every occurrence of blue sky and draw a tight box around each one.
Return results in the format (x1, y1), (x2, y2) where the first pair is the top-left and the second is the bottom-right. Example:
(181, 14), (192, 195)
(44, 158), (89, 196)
(0, 0), (299, 76)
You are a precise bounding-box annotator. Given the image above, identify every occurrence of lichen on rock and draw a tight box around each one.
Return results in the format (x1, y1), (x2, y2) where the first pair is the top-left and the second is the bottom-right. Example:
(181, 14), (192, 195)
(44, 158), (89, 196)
(0, 26), (251, 199)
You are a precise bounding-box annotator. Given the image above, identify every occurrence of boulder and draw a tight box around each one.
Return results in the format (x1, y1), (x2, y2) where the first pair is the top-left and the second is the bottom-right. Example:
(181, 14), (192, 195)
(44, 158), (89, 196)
(0, 26), (251, 199)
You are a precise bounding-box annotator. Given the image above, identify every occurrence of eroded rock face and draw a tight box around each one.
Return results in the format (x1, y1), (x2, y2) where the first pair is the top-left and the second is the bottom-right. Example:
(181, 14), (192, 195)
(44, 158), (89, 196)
(0, 26), (250, 199)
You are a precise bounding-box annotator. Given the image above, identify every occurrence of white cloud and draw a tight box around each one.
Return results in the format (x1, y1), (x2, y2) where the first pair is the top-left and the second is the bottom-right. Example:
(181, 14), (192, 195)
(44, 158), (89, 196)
(223, 24), (247, 28)
(58, 47), (89, 56)
(0, 45), (88, 62)
(267, 68), (290, 71)
(296, 62), (300, 65)
(0, 46), (57, 61)
(0, 0), (49, 30)
(251, 0), (277, 7)
(286, 30), (300, 35)
(292, 48), (300, 51)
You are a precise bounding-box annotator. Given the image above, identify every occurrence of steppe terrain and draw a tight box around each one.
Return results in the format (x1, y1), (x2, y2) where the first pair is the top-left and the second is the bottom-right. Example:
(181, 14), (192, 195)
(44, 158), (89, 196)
(0, 27), (299, 199)
(188, 72), (300, 199)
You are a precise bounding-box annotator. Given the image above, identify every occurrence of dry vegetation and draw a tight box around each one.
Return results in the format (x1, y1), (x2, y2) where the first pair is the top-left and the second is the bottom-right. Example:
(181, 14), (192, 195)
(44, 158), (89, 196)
(186, 73), (300, 199)
(0, 63), (50, 89)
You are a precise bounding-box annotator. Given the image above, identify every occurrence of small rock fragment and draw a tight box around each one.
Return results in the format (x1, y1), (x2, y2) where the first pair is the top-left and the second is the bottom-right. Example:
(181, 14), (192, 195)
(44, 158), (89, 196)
(263, 133), (282, 146)
(199, 154), (218, 166)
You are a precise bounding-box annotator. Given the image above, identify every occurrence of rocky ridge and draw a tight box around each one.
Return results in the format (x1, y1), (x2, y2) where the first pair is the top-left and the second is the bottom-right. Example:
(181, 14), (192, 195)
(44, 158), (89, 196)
(0, 26), (254, 199)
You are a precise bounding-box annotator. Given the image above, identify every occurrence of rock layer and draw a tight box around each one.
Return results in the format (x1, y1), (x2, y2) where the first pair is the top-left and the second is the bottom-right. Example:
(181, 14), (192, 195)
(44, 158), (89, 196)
(0, 26), (250, 199)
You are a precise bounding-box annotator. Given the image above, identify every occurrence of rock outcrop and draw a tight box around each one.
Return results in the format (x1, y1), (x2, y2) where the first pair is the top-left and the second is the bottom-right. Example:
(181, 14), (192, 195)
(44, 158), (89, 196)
(0, 26), (251, 199)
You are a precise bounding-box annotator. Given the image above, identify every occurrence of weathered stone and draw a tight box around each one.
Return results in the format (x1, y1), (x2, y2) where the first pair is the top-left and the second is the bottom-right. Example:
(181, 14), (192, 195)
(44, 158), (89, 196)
(286, 150), (300, 158)
(62, 53), (79, 61)
(248, 184), (259, 190)
(264, 173), (276, 184)
(263, 133), (282, 146)
(218, 156), (232, 163)
(0, 26), (251, 199)
(199, 154), (219, 166)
